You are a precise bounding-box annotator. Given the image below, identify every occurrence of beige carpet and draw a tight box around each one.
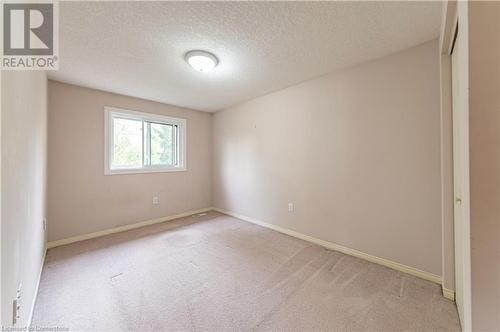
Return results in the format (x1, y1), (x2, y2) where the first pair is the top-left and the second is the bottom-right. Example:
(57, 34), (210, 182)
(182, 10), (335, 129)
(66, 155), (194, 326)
(32, 212), (460, 331)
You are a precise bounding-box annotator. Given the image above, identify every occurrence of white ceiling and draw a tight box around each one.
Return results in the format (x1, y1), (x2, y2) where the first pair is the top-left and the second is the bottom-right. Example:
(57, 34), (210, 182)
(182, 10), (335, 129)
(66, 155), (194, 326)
(50, 1), (442, 112)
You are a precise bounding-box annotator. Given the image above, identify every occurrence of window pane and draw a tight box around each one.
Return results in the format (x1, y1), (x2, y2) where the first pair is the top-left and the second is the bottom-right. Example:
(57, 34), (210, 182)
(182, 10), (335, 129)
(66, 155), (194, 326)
(150, 122), (173, 166)
(112, 117), (142, 168)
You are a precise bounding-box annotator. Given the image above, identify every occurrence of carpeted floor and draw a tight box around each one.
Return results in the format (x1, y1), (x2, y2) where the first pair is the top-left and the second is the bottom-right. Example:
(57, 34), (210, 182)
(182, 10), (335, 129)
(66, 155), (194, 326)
(32, 212), (460, 331)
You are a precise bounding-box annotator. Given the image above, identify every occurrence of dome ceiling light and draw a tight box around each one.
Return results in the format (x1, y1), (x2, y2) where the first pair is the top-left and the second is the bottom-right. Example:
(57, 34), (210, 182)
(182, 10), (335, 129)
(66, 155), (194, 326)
(185, 50), (218, 73)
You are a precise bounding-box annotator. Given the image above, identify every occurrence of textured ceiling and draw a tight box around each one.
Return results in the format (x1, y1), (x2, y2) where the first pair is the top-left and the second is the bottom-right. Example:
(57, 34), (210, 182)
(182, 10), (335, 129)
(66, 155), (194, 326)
(50, 1), (442, 111)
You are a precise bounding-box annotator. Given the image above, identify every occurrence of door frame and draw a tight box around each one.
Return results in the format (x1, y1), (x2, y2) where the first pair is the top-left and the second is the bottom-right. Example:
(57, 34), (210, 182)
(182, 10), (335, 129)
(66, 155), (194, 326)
(440, 1), (472, 331)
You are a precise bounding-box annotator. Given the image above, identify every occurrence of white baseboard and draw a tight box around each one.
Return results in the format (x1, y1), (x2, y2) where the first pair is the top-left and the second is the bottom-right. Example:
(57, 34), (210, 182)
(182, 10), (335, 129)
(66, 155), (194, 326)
(442, 286), (455, 301)
(47, 207), (212, 248)
(28, 246), (47, 327)
(212, 207), (442, 285)
(45, 206), (444, 287)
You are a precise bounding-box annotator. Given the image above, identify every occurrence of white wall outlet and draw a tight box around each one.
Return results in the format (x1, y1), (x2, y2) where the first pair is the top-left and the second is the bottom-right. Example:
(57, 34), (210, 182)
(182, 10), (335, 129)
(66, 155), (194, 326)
(43, 218), (47, 231)
(12, 299), (19, 325)
(152, 196), (159, 205)
(13, 285), (21, 325)
(288, 202), (295, 212)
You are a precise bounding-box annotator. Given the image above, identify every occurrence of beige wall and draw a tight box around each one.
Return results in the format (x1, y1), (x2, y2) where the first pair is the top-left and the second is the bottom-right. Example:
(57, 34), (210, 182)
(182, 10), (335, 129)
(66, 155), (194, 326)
(47, 81), (212, 241)
(213, 40), (442, 275)
(1, 71), (47, 327)
(468, 2), (500, 330)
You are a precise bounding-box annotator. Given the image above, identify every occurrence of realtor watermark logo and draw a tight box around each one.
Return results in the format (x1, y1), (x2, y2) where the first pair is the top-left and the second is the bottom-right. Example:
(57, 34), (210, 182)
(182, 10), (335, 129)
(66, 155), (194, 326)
(1, 1), (59, 70)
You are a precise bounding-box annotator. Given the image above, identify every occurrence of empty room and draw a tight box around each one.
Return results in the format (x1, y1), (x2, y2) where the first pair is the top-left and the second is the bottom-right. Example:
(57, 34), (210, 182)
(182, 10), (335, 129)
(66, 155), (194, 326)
(1, 1), (499, 331)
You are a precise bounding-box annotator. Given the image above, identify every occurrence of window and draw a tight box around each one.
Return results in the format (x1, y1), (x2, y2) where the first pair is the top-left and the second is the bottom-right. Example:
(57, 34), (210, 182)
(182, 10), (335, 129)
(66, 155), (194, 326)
(104, 107), (186, 174)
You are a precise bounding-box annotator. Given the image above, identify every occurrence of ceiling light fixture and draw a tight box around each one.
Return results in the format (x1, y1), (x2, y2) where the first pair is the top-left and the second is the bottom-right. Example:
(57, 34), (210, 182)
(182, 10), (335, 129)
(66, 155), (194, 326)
(185, 50), (218, 73)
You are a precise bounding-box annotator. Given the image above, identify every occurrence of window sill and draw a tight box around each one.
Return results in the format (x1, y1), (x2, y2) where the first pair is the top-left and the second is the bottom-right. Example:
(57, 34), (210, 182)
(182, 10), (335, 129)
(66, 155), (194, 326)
(105, 167), (187, 175)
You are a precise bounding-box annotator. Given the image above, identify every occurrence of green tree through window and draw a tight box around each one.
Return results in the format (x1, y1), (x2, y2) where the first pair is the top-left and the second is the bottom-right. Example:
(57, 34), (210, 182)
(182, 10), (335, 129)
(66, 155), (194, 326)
(150, 123), (174, 165)
(106, 107), (185, 174)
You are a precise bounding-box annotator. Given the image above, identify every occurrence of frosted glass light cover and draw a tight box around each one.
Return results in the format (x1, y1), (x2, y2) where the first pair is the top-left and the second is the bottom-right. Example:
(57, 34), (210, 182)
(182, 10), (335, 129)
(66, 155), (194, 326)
(185, 50), (218, 72)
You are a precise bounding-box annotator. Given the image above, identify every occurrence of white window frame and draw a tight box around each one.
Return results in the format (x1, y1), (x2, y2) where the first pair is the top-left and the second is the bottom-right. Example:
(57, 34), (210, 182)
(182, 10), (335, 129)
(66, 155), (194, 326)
(104, 106), (187, 175)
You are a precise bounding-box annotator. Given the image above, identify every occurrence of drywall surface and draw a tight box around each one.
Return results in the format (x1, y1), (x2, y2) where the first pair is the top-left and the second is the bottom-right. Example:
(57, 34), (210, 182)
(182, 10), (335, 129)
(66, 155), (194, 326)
(1, 71), (47, 328)
(52, 2), (442, 111)
(468, 2), (500, 330)
(47, 81), (212, 241)
(213, 40), (442, 276)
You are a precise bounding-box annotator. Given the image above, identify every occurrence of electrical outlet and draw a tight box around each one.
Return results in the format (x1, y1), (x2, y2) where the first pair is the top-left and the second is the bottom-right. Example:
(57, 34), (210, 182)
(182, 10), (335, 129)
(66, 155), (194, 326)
(12, 298), (20, 325)
(152, 196), (159, 205)
(13, 285), (21, 325)
(43, 218), (47, 231)
(288, 202), (295, 212)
